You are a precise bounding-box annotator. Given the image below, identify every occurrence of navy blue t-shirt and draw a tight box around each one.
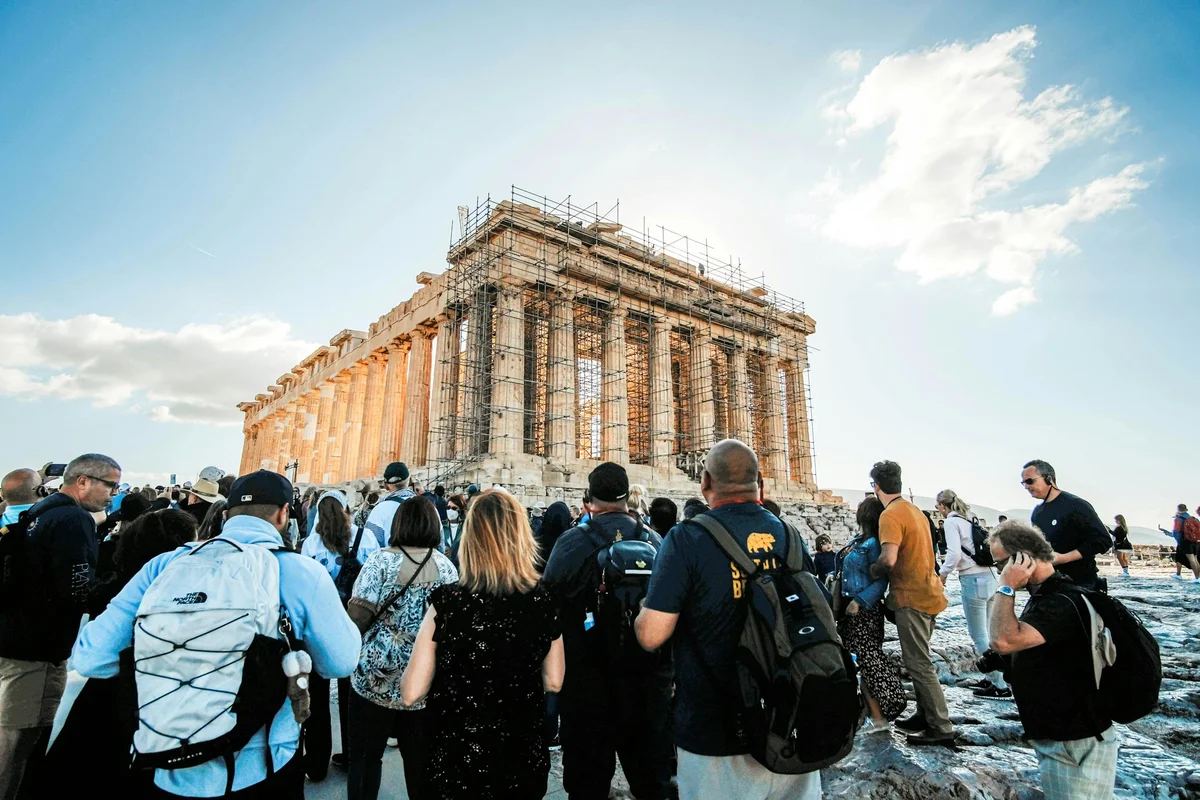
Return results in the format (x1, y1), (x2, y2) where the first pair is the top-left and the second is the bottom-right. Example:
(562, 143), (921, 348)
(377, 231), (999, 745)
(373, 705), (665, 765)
(642, 501), (792, 756)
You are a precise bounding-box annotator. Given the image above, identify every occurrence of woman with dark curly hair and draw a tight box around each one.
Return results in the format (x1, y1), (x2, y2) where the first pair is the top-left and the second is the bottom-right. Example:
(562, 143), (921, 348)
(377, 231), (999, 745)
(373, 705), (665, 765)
(835, 496), (907, 734)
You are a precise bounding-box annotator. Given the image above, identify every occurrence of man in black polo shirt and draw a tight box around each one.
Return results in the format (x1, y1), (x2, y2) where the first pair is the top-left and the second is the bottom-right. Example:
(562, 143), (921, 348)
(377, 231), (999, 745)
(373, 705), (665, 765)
(542, 462), (673, 800)
(987, 520), (1117, 799)
(1021, 459), (1112, 591)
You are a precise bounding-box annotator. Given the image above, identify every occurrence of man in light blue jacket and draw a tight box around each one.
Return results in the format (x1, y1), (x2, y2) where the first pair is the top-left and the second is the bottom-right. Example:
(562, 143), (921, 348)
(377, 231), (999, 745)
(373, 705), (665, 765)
(73, 470), (361, 799)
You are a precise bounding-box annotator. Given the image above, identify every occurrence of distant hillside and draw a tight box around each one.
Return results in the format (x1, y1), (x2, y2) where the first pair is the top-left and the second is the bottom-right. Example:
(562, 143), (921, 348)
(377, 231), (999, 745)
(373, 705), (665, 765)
(825, 489), (1167, 547)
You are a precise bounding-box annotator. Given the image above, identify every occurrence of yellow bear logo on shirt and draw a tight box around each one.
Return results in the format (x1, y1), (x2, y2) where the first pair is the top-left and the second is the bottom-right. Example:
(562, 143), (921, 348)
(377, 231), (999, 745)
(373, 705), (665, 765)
(746, 533), (776, 553)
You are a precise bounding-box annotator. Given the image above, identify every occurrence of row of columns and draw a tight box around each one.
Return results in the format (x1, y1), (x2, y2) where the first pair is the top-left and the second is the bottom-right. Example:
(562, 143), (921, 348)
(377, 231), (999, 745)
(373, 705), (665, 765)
(240, 286), (815, 489)
(242, 322), (439, 485)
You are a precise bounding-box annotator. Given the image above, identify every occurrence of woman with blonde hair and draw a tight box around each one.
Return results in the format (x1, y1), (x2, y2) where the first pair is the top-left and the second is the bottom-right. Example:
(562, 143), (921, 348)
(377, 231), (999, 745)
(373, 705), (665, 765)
(402, 490), (564, 799)
(935, 489), (1010, 700)
(626, 483), (649, 521)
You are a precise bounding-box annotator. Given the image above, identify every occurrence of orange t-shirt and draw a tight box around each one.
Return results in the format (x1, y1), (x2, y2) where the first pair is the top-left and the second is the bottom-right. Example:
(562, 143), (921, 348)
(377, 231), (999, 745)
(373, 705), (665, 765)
(879, 498), (947, 616)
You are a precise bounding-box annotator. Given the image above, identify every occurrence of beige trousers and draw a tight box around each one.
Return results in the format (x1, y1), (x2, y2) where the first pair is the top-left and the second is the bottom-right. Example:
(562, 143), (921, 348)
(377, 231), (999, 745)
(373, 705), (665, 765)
(893, 607), (953, 734)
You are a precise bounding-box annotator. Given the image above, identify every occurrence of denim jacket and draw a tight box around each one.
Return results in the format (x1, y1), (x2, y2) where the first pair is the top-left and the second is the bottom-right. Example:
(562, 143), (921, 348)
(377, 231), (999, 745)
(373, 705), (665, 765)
(836, 535), (888, 609)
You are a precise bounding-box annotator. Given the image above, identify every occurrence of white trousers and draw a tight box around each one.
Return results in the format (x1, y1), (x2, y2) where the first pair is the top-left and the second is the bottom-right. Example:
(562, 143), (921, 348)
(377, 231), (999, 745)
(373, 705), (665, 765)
(676, 748), (822, 800)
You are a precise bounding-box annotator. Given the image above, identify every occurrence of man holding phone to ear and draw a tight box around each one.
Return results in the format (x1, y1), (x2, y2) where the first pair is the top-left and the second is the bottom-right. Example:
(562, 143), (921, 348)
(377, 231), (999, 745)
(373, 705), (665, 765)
(1021, 460), (1112, 592)
(986, 520), (1117, 799)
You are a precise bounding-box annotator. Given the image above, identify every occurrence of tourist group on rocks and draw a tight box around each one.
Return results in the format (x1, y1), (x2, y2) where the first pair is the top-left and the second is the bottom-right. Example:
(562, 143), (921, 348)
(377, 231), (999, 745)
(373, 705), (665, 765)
(0, 446), (1168, 799)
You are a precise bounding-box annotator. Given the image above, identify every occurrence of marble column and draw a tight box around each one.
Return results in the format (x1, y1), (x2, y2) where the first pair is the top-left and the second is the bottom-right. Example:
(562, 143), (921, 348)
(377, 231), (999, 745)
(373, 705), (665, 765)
(340, 363), (369, 482)
(729, 347), (753, 445)
(457, 291), (492, 458)
(688, 329), (715, 453)
(784, 357), (815, 487)
(289, 399), (308, 481)
(277, 402), (297, 474)
(296, 389), (321, 484)
(310, 381), (336, 484)
(261, 412), (284, 472)
(400, 327), (433, 466)
(323, 373), (351, 483)
(490, 286), (526, 456)
(546, 291), (576, 463)
(649, 316), (676, 469)
(358, 353), (387, 478)
(427, 313), (458, 464)
(760, 359), (790, 481)
(239, 416), (255, 476)
(376, 339), (410, 473)
(601, 307), (629, 462)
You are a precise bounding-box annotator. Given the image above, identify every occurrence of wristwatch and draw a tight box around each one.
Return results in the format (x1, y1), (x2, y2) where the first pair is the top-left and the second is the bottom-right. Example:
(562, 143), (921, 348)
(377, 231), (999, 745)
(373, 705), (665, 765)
(995, 585), (1016, 598)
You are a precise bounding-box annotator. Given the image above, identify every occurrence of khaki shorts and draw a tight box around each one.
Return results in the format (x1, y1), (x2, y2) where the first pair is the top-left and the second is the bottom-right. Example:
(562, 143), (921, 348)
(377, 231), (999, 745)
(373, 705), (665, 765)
(0, 657), (66, 729)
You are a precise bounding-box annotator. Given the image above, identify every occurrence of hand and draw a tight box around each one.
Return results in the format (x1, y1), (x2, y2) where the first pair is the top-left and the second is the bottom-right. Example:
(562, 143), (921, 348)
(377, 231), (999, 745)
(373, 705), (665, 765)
(846, 600), (860, 616)
(1001, 551), (1036, 590)
(939, 574), (948, 587)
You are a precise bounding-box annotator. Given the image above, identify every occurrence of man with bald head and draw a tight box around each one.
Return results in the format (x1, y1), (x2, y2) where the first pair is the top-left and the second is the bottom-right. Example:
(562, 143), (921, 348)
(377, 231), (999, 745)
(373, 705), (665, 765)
(0, 469), (41, 526)
(636, 439), (820, 800)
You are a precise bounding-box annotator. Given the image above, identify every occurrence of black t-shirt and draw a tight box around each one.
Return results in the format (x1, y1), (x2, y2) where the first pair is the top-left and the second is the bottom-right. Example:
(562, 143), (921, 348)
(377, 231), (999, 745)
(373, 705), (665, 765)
(432, 494), (449, 523)
(1009, 573), (1111, 741)
(813, 550), (837, 581)
(1030, 492), (1111, 588)
(542, 512), (668, 708)
(643, 501), (794, 756)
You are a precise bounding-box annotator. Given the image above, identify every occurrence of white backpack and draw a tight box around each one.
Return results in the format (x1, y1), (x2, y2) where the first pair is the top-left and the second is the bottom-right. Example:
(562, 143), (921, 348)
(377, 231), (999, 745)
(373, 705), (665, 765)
(128, 537), (294, 777)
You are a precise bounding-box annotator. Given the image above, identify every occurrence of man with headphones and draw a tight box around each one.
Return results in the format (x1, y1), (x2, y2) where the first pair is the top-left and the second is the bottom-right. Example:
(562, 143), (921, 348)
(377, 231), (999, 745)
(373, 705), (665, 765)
(1021, 460), (1113, 591)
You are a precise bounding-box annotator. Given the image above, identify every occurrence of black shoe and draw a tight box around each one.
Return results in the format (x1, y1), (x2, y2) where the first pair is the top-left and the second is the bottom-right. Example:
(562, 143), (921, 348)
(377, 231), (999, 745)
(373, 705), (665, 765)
(906, 729), (956, 746)
(972, 684), (1013, 700)
(330, 753), (348, 770)
(966, 678), (993, 690)
(894, 713), (930, 733)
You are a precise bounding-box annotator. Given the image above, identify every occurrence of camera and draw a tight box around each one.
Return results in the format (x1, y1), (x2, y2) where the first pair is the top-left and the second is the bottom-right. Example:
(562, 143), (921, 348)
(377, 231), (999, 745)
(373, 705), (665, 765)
(976, 649), (1008, 675)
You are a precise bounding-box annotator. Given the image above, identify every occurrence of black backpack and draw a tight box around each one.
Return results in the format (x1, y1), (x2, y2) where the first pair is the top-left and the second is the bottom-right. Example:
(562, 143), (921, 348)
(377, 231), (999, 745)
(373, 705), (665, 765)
(1062, 585), (1161, 724)
(689, 514), (862, 774)
(0, 508), (37, 609)
(582, 519), (659, 662)
(956, 515), (995, 567)
(333, 528), (366, 606)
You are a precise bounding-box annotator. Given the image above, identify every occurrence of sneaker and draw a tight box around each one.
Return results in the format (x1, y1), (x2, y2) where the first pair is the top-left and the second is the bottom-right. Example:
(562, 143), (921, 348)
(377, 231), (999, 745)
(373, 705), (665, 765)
(1122, 569), (1131, 577)
(894, 713), (930, 733)
(387, 737), (399, 748)
(330, 753), (348, 770)
(1173, 574), (1184, 581)
(965, 678), (993, 690)
(548, 737), (562, 752)
(1192, 578), (1200, 584)
(906, 729), (956, 747)
(972, 684), (1013, 700)
(862, 717), (892, 735)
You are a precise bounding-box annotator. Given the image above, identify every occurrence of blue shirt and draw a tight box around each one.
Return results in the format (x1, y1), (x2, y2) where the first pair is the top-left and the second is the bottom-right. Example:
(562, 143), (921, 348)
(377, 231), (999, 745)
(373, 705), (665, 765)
(72, 515), (361, 797)
(0, 503), (33, 526)
(643, 501), (793, 756)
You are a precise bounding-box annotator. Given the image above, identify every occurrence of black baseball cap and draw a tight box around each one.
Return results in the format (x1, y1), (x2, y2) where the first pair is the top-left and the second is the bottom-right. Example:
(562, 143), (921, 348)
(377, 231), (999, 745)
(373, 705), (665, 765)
(384, 462), (409, 483)
(588, 462), (629, 503)
(227, 470), (294, 509)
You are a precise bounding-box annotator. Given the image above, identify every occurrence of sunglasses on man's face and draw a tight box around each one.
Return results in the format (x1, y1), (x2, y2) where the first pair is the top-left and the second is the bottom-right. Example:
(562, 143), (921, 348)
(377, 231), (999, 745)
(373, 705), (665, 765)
(1021, 477), (1038, 486)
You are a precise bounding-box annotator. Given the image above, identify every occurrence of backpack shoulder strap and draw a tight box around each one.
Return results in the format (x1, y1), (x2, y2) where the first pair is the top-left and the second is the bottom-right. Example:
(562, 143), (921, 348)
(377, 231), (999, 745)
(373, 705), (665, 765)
(348, 527), (365, 559)
(690, 514), (758, 577)
(781, 521), (810, 573)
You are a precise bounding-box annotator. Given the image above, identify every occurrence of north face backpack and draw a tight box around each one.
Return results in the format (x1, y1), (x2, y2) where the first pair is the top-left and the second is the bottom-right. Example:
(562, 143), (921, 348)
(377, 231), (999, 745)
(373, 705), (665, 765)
(689, 514), (862, 774)
(1183, 516), (1200, 544)
(957, 515), (995, 567)
(124, 537), (295, 781)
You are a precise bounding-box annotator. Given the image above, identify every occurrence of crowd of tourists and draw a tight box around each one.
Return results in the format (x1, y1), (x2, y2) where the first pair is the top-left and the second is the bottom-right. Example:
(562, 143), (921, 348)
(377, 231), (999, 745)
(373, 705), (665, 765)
(0, 446), (1168, 800)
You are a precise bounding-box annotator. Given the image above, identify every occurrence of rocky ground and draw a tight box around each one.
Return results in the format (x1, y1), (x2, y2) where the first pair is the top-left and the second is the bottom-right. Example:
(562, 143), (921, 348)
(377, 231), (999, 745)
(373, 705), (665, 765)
(592, 561), (1200, 799)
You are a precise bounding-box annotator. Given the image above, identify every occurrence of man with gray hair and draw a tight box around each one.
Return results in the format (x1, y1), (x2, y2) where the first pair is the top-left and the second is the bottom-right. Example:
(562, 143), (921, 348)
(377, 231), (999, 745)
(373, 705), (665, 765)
(0, 453), (120, 797)
(636, 439), (820, 800)
(1021, 459), (1112, 591)
(986, 520), (1117, 798)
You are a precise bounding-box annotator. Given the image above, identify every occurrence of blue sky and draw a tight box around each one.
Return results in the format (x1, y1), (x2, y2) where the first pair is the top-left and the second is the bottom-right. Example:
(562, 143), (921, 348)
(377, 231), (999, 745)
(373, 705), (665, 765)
(1, 1), (1196, 527)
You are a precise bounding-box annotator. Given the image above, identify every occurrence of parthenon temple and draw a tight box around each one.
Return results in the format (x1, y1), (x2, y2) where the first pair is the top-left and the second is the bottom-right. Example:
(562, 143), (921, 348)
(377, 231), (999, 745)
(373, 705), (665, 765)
(238, 188), (832, 503)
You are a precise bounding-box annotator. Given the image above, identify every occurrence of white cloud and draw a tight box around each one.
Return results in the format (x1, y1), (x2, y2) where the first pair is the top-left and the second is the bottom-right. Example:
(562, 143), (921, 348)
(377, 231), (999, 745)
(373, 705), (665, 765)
(0, 314), (315, 425)
(830, 49), (862, 73)
(991, 286), (1038, 316)
(817, 26), (1147, 313)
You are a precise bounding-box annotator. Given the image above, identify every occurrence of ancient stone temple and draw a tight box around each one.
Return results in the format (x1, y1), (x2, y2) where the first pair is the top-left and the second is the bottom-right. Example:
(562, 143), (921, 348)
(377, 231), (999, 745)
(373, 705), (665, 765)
(238, 188), (830, 503)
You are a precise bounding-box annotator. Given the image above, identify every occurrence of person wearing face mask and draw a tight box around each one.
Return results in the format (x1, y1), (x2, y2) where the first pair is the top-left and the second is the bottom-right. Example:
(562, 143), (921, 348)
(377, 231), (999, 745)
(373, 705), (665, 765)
(444, 494), (467, 556)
